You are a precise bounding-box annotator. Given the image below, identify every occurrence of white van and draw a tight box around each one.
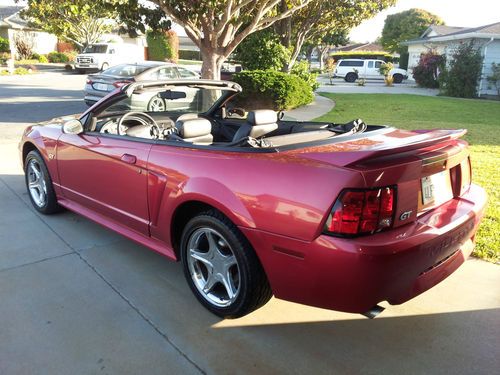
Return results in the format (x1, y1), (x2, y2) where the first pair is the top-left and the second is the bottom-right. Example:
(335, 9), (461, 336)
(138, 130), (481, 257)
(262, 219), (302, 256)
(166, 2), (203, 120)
(334, 59), (408, 83)
(75, 43), (144, 73)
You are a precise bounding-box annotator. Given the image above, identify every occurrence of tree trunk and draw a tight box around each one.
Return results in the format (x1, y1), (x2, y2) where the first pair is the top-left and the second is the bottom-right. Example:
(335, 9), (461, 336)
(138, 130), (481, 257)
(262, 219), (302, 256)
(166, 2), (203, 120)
(320, 46), (329, 71)
(305, 46), (314, 63)
(200, 48), (223, 80)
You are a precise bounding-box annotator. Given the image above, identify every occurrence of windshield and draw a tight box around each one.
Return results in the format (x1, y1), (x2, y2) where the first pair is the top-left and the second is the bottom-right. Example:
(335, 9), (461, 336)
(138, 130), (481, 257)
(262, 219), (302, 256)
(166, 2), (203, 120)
(101, 85), (230, 115)
(84, 44), (108, 54)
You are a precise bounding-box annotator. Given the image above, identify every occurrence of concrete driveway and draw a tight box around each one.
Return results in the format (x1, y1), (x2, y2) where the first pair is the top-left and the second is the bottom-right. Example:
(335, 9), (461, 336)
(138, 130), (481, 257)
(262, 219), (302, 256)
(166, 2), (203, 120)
(0, 72), (499, 375)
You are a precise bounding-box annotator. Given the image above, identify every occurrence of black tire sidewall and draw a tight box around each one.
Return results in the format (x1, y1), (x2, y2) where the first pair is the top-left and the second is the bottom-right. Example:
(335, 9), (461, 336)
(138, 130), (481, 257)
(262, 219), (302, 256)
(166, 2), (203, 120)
(393, 74), (403, 83)
(180, 214), (254, 318)
(345, 73), (357, 82)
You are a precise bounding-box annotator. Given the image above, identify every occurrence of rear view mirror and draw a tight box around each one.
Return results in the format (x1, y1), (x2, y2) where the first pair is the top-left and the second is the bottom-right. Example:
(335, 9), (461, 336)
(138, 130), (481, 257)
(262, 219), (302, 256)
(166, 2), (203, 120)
(159, 90), (187, 100)
(62, 119), (84, 135)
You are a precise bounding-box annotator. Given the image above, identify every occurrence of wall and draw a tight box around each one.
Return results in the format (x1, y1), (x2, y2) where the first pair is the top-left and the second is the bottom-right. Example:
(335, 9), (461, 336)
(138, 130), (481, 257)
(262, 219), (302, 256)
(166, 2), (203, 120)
(479, 39), (500, 97)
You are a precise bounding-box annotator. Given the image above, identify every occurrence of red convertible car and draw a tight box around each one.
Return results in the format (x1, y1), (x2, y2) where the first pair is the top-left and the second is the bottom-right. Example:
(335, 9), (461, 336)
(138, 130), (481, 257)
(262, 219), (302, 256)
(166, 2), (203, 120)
(20, 80), (487, 318)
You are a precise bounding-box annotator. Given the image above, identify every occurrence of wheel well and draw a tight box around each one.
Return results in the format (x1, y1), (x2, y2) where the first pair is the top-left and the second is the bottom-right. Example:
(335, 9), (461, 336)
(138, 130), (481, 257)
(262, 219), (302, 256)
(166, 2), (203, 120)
(170, 201), (215, 256)
(22, 142), (38, 167)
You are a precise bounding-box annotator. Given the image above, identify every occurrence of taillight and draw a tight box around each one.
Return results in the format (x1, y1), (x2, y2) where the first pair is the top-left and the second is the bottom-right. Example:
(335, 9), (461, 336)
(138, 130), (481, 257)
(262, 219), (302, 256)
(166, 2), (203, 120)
(113, 80), (132, 88)
(86, 78), (93, 84)
(324, 186), (396, 236)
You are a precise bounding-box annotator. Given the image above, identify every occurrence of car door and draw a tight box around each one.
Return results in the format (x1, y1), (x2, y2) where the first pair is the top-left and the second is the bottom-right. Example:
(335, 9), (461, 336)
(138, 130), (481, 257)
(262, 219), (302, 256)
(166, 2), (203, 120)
(56, 131), (152, 235)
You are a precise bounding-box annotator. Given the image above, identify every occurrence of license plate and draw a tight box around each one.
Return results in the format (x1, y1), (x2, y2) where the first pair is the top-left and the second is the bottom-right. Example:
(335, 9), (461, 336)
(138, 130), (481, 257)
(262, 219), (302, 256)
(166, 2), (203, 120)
(94, 83), (109, 91)
(421, 171), (449, 205)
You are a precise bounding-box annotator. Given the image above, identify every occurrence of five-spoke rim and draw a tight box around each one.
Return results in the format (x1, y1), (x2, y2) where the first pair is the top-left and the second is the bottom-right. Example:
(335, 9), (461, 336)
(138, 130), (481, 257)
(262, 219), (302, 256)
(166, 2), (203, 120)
(27, 159), (47, 208)
(148, 96), (166, 112)
(187, 228), (240, 307)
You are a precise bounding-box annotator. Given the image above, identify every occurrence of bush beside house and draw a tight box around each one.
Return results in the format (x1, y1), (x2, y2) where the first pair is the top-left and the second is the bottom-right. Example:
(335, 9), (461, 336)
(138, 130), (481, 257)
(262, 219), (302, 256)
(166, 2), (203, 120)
(412, 51), (445, 88)
(146, 30), (179, 62)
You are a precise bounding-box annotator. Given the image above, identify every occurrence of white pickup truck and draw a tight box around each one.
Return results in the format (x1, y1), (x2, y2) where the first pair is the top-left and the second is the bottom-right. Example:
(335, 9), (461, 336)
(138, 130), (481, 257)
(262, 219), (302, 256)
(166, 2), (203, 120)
(75, 43), (144, 73)
(334, 59), (408, 83)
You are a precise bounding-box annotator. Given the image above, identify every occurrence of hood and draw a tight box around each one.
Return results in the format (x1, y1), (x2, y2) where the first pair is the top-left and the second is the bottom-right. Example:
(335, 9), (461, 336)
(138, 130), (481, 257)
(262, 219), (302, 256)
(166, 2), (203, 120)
(37, 114), (81, 127)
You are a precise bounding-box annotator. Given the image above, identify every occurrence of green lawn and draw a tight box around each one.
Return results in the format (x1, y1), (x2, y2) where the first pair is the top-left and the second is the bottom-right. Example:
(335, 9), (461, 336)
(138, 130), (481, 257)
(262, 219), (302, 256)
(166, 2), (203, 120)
(316, 93), (500, 263)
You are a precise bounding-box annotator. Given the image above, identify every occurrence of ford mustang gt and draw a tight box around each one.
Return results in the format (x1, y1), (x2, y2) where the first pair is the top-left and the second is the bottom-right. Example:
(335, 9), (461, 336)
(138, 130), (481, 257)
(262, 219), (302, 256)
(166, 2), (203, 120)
(19, 79), (487, 318)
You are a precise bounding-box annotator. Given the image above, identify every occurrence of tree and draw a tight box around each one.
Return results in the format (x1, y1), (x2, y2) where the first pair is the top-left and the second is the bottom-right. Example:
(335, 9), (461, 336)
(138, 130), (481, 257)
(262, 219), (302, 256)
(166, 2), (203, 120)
(276, 0), (396, 72)
(381, 8), (444, 54)
(151, 0), (313, 79)
(233, 29), (291, 71)
(20, 0), (170, 51)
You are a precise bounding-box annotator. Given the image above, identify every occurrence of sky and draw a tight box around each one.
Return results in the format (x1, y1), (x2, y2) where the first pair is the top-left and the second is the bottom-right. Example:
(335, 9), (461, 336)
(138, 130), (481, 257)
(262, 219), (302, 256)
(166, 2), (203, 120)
(2, 0), (500, 42)
(349, 0), (500, 42)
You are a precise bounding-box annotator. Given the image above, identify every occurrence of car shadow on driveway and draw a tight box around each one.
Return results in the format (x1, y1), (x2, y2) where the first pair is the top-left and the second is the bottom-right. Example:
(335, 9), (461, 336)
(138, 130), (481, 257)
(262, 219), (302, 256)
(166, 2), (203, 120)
(1, 173), (499, 375)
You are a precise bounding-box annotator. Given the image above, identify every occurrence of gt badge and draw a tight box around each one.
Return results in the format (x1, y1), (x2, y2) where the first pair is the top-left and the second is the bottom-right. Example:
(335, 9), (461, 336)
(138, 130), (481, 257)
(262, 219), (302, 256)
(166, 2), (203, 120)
(400, 210), (412, 221)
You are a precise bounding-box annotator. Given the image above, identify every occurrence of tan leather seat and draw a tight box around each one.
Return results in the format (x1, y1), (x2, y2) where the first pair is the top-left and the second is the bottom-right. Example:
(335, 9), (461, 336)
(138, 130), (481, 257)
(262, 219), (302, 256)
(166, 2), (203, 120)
(231, 110), (278, 142)
(175, 118), (213, 145)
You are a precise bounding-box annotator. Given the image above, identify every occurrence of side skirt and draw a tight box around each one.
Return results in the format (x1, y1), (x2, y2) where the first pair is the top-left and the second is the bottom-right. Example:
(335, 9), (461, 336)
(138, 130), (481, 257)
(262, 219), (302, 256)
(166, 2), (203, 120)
(57, 197), (177, 261)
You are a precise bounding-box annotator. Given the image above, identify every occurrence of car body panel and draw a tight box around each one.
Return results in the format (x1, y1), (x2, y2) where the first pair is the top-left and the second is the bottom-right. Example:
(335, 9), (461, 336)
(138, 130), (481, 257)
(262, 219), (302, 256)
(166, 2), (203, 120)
(19, 80), (487, 314)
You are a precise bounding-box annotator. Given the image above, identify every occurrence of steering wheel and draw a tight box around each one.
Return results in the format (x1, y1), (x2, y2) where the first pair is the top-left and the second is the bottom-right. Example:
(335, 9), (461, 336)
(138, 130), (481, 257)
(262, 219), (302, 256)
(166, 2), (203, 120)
(117, 111), (161, 139)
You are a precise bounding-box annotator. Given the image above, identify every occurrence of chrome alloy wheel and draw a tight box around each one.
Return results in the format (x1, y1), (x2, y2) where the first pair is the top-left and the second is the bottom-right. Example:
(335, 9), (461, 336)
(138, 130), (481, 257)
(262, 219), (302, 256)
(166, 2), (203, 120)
(27, 159), (47, 208)
(148, 96), (166, 112)
(187, 228), (240, 307)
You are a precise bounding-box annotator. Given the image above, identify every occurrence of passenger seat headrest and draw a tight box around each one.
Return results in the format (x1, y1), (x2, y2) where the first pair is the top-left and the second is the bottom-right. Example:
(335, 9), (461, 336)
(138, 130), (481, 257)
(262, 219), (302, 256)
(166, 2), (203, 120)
(247, 110), (277, 126)
(175, 118), (212, 138)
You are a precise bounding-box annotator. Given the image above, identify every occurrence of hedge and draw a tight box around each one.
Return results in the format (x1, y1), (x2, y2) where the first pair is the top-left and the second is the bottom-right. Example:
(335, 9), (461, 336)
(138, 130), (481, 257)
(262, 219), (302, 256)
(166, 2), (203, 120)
(232, 70), (314, 111)
(47, 52), (69, 63)
(146, 30), (179, 62)
(179, 50), (201, 60)
(330, 51), (395, 62)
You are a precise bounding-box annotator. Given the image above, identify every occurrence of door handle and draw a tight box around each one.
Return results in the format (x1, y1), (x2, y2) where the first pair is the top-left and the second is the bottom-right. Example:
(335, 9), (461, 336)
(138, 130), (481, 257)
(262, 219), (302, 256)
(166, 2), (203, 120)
(121, 153), (137, 164)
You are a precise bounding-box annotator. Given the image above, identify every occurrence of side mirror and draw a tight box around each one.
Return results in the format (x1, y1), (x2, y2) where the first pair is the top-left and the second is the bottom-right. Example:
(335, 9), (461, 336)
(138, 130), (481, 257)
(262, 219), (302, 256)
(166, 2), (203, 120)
(62, 119), (84, 135)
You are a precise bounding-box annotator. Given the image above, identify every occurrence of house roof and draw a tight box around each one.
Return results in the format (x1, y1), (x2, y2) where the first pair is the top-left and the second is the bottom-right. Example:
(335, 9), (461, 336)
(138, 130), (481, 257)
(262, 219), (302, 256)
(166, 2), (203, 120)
(333, 43), (385, 52)
(0, 5), (29, 29)
(403, 21), (500, 45)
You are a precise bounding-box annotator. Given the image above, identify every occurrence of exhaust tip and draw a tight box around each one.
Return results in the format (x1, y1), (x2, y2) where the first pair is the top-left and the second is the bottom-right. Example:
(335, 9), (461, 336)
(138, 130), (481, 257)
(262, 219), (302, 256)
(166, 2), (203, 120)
(361, 305), (385, 319)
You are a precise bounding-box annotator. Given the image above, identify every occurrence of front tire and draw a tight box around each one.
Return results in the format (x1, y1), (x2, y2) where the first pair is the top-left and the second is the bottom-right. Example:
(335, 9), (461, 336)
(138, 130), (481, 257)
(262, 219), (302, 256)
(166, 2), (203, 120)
(24, 150), (62, 214)
(345, 72), (357, 83)
(393, 73), (403, 84)
(180, 210), (272, 318)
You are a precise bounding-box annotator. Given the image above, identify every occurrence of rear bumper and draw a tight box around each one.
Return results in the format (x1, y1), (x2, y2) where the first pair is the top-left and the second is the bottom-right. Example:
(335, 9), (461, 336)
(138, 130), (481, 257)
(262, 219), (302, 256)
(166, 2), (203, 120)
(241, 184), (487, 313)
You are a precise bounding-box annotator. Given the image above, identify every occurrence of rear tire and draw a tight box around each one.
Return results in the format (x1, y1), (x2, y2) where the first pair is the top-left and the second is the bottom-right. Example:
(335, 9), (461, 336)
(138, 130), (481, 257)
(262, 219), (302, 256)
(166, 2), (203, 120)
(180, 210), (272, 318)
(24, 150), (62, 214)
(345, 72), (357, 83)
(393, 74), (403, 84)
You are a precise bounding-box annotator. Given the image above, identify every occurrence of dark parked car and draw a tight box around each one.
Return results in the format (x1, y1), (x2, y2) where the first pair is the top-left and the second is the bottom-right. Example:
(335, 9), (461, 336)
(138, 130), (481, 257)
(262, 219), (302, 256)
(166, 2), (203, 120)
(84, 62), (200, 107)
(20, 79), (487, 319)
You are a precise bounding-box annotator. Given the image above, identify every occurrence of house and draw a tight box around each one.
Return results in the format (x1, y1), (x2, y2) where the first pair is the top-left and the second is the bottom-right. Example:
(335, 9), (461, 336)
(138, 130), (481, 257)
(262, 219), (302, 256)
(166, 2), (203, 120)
(0, 5), (57, 55)
(331, 43), (386, 53)
(403, 22), (500, 97)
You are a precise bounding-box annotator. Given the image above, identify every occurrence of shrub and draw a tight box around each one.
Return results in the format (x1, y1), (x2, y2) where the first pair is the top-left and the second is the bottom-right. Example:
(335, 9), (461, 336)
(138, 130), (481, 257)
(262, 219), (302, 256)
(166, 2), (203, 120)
(179, 50), (201, 60)
(147, 30), (179, 62)
(63, 50), (78, 62)
(0, 37), (9, 53)
(47, 51), (69, 63)
(38, 54), (48, 63)
(291, 60), (319, 91)
(232, 70), (314, 111)
(233, 30), (290, 71)
(440, 42), (482, 98)
(412, 51), (445, 88)
(379, 62), (394, 77)
(14, 67), (30, 75)
(13, 31), (35, 60)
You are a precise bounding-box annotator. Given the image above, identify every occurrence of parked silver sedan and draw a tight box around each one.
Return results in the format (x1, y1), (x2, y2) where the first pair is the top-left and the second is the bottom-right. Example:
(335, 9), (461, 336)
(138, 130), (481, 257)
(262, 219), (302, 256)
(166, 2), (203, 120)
(84, 61), (200, 107)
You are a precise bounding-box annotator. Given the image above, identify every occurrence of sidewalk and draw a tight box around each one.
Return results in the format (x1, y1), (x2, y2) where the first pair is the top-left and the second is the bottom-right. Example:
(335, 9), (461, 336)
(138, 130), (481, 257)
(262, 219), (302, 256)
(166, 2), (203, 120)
(283, 94), (335, 121)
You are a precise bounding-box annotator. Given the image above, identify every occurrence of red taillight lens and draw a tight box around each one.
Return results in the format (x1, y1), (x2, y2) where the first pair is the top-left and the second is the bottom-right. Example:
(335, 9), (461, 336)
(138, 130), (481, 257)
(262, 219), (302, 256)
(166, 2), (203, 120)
(113, 80), (132, 88)
(86, 78), (93, 84)
(325, 186), (396, 236)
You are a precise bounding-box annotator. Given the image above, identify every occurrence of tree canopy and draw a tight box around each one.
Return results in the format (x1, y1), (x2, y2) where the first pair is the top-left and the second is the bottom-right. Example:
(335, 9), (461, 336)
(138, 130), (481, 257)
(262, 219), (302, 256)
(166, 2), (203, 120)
(20, 0), (170, 50)
(276, 0), (396, 71)
(381, 8), (444, 54)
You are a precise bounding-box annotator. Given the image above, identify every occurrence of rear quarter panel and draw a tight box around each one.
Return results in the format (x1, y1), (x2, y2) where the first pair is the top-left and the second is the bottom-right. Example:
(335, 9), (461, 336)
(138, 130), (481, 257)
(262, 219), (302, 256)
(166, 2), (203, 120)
(147, 144), (365, 246)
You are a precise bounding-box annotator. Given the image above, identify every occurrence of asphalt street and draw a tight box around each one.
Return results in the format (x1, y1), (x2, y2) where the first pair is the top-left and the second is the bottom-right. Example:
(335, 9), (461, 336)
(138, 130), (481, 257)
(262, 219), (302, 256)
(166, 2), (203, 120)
(0, 71), (499, 375)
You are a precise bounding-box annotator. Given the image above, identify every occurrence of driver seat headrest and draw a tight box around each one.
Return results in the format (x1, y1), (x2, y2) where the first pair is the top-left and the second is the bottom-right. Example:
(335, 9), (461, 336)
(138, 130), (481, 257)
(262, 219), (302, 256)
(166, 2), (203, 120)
(247, 110), (278, 126)
(175, 118), (213, 145)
